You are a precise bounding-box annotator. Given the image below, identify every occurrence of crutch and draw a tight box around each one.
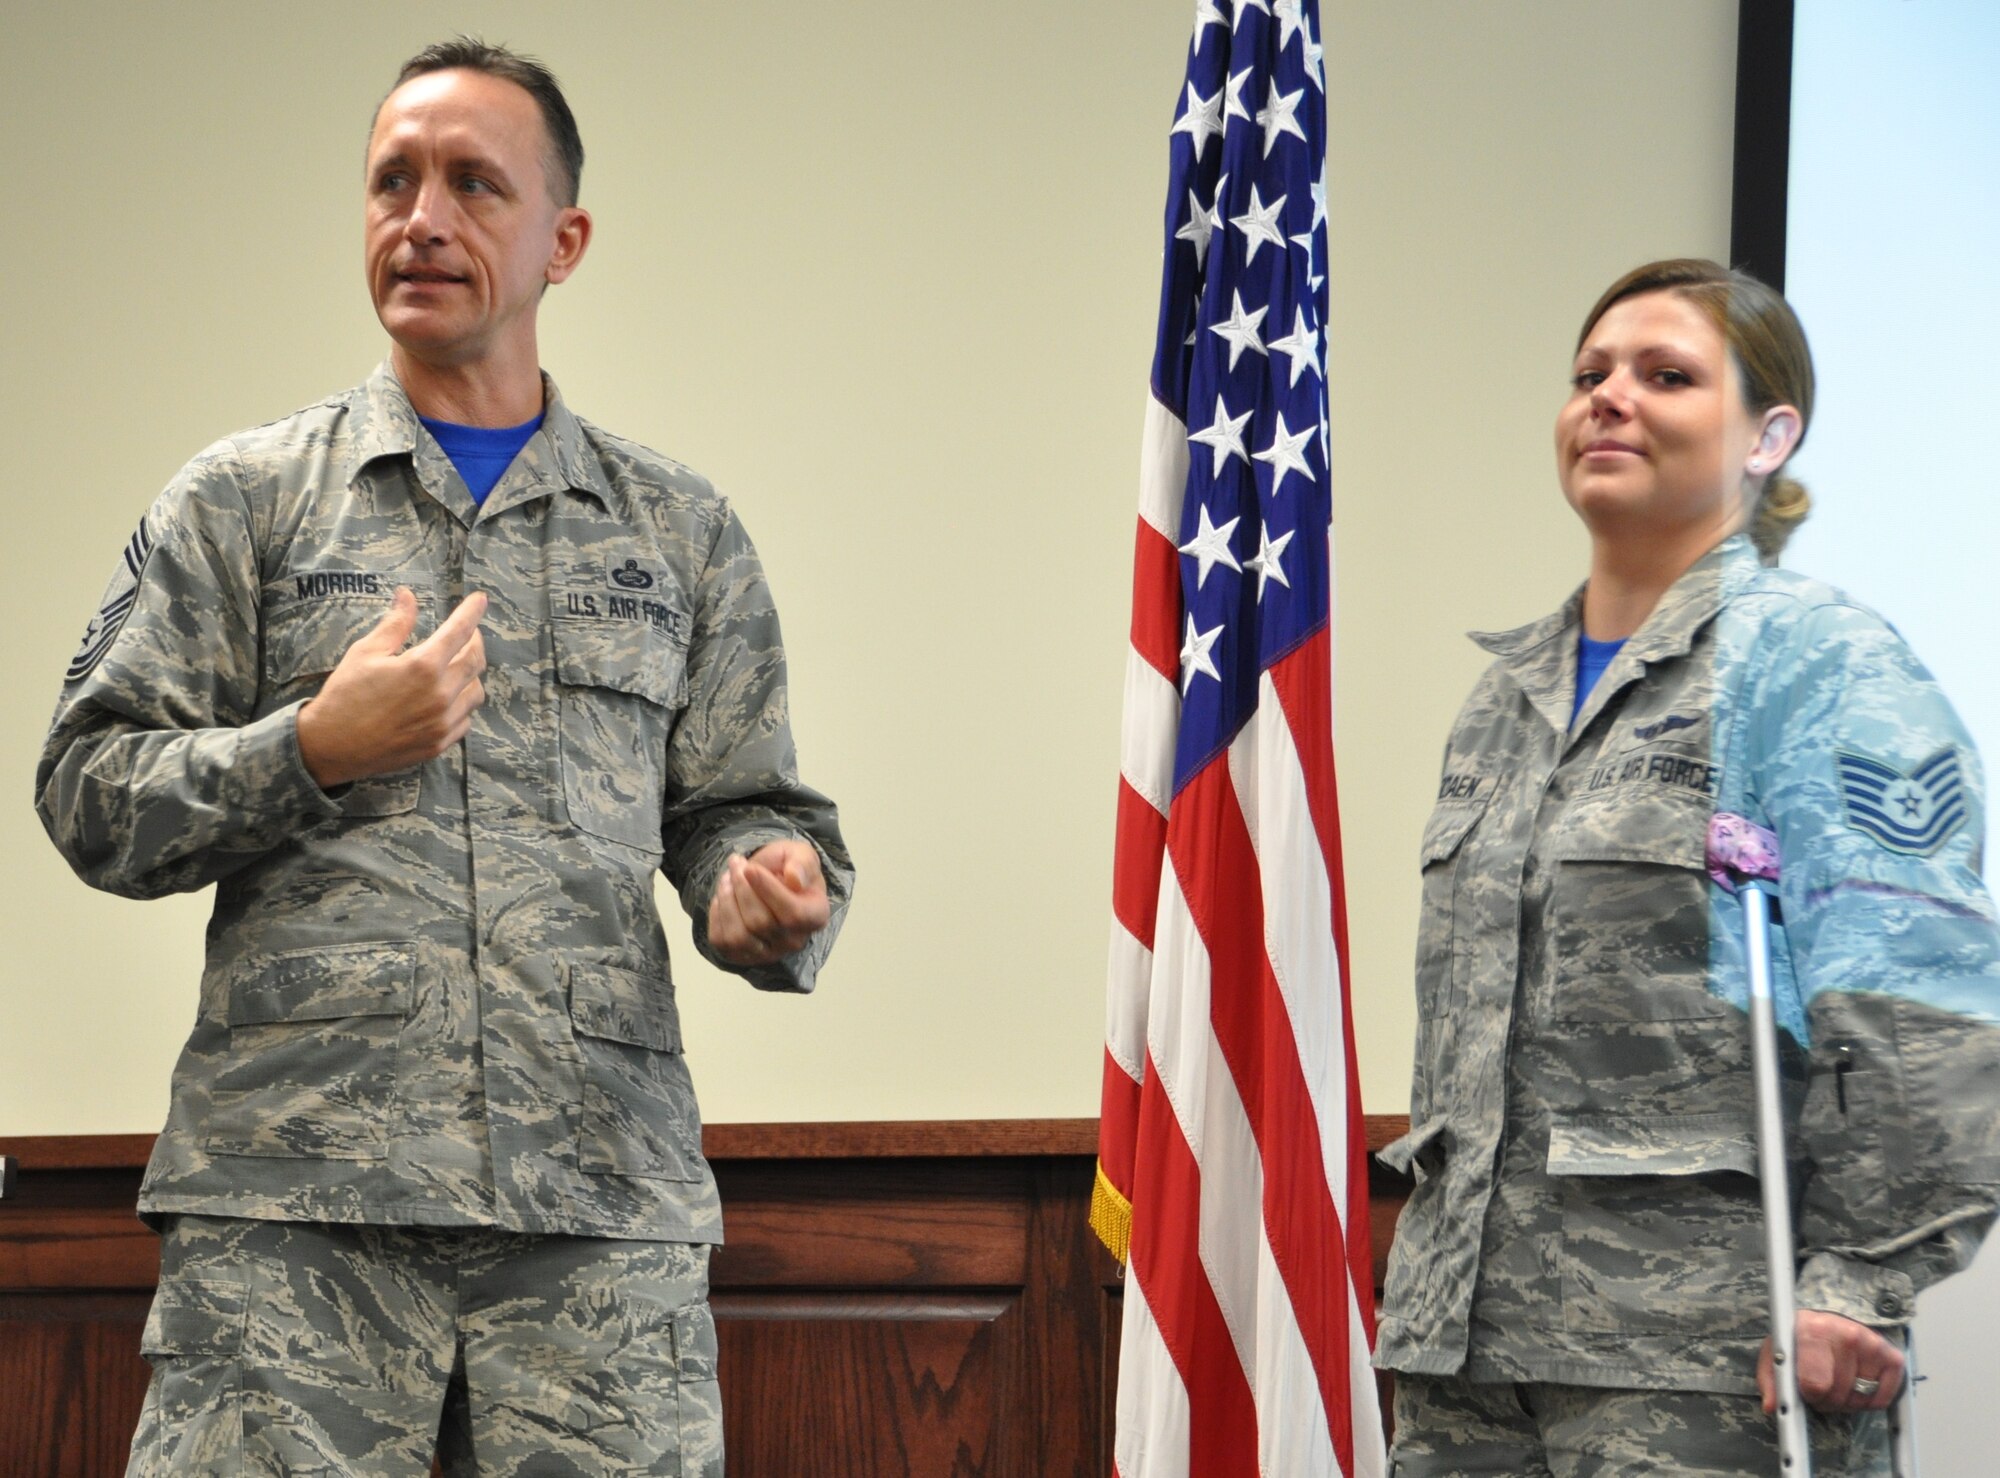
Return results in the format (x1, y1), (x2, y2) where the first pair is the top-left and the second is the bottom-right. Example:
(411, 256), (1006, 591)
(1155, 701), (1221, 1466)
(1711, 813), (1919, 1476)
(1736, 864), (1813, 1474)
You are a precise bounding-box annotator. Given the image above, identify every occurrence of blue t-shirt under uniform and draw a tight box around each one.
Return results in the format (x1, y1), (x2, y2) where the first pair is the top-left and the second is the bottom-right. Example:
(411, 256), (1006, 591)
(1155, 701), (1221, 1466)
(1573, 631), (1627, 723)
(419, 412), (545, 505)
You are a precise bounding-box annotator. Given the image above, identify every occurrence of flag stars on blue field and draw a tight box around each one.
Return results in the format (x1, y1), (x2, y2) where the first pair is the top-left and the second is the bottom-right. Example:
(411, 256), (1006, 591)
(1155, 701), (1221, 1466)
(1270, 309), (1321, 387)
(1172, 82), (1226, 161)
(1254, 414), (1315, 495)
(1181, 616), (1226, 694)
(1177, 189), (1216, 268)
(1179, 505), (1244, 589)
(1255, 80), (1306, 156)
(1188, 396), (1252, 474)
(1231, 185), (1288, 262)
(1245, 524), (1294, 600)
(1272, 0), (1308, 50)
(1210, 291), (1269, 368)
(1152, 0), (1332, 737)
(1225, 67), (1255, 126)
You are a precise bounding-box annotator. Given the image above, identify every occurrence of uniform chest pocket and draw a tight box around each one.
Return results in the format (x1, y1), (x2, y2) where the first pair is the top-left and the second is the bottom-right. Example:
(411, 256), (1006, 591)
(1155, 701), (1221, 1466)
(552, 614), (688, 854)
(1416, 797), (1488, 1020)
(262, 591), (431, 817)
(1547, 790), (1722, 1023)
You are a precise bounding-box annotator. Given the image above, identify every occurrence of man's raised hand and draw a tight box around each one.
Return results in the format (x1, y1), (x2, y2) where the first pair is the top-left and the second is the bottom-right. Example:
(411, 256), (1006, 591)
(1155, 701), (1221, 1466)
(296, 588), (488, 789)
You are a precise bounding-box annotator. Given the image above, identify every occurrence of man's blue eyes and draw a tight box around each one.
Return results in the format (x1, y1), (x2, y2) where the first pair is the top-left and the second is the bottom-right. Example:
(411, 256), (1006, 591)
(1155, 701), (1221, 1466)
(375, 174), (494, 195)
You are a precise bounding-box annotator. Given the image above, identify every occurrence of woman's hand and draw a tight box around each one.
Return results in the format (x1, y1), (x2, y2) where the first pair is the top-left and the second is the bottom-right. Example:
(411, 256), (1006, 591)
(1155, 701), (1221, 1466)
(1757, 1310), (1904, 1414)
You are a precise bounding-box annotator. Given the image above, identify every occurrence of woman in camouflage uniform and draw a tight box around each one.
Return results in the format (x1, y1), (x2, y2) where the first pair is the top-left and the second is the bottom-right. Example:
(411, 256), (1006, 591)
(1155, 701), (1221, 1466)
(1375, 260), (2000, 1476)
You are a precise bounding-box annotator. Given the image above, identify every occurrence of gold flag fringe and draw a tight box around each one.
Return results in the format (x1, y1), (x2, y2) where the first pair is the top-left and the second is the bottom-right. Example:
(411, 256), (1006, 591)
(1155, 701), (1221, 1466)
(1089, 1159), (1133, 1265)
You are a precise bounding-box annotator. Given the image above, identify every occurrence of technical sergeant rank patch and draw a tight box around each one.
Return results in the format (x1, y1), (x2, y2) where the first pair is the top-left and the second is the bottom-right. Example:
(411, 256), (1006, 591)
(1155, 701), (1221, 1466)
(1836, 747), (1969, 856)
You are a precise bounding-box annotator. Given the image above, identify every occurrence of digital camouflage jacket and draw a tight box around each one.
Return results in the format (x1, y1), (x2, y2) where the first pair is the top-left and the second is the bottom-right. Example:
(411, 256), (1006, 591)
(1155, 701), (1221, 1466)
(1375, 535), (2000, 1391)
(37, 365), (853, 1244)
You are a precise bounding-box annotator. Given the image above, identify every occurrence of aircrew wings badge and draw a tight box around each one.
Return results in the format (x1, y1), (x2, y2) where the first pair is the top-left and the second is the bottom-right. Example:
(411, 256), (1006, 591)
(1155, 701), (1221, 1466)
(66, 514), (155, 683)
(1836, 747), (1969, 856)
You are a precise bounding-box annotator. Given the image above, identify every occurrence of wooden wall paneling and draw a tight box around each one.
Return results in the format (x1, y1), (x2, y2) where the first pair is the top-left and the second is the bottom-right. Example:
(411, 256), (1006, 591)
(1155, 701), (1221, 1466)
(0, 1121), (1412, 1478)
(710, 1155), (1036, 1476)
(0, 1292), (154, 1477)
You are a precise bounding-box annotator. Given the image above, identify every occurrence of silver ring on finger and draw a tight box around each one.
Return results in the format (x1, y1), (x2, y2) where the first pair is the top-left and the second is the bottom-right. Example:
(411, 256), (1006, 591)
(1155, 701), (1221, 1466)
(1850, 1376), (1881, 1398)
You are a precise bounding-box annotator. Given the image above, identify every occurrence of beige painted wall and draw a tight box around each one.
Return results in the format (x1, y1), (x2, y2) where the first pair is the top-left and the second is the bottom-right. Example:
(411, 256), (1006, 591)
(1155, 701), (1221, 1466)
(0, 1), (1734, 1135)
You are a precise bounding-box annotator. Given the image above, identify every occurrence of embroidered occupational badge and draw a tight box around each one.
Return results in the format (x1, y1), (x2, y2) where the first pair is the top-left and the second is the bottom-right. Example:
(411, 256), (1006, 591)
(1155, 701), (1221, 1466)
(1634, 713), (1699, 740)
(66, 515), (155, 682)
(1836, 747), (1969, 856)
(608, 557), (659, 592)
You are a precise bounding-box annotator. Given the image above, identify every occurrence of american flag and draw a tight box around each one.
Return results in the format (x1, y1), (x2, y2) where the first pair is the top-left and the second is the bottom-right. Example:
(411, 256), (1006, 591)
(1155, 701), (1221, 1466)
(1092, 3), (1385, 1475)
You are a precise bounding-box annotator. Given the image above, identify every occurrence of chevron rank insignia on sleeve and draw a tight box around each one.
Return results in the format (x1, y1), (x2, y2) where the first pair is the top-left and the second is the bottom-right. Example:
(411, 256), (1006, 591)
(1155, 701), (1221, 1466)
(1836, 747), (1969, 856)
(66, 514), (155, 683)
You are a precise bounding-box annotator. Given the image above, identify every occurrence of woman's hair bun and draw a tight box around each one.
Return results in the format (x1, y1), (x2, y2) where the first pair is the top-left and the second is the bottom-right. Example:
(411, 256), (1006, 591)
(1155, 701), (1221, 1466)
(1751, 474), (1811, 562)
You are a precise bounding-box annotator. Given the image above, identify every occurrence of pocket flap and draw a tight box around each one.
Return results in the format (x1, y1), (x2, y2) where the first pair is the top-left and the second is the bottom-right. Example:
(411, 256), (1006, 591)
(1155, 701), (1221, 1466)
(264, 587), (428, 681)
(674, 1301), (718, 1382)
(226, 942), (416, 1026)
(1421, 800), (1488, 866)
(1548, 792), (1710, 868)
(569, 962), (682, 1051)
(1548, 1112), (1756, 1177)
(1377, 1117), (1447, 1176)
(552, 615), (686, 709)
(141, 1277), (247, 1357)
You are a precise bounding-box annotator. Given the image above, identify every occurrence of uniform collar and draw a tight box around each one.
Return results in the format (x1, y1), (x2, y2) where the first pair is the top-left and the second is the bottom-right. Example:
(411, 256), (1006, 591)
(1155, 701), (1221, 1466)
(1468, 534), (1757, 737)
(344, 362), (615, 523)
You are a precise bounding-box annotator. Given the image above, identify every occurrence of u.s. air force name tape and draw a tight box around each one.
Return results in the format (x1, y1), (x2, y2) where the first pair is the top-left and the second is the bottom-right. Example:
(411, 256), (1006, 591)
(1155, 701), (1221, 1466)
(67, 514), (155, 683)
(1836, 746), (1968, 856)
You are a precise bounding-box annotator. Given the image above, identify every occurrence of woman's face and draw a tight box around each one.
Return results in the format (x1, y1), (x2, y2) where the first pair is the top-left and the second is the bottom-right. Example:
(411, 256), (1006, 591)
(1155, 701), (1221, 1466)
(1556, 290), (1763, 545)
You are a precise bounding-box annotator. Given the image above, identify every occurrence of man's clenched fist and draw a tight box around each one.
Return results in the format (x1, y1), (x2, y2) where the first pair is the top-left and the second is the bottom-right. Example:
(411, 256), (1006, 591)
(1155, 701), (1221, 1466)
(296, 587), (488, 789)
(708, 840), (831, 966)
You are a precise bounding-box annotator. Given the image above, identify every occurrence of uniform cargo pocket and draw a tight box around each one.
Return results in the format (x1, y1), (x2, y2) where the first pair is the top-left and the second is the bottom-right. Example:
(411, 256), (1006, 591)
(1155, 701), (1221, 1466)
(553, 614), (687, 853)
(673, 1300), (724, 1478)
(1416, 797), (1487, 1020)
(569, 962), (704, 1181)
(263, 589), (430, 816)
(1548, 792), (1723, 1023)
(1552, 1112), (1765, 1337)
(204, 942), (414, 1159)
(138, 1277), (246, 1472)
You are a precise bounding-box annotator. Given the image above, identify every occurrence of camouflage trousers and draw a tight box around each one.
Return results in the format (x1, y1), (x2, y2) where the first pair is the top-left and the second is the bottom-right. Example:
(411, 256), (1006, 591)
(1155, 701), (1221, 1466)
(126, 1215), (723, 1477)
(1390, 1373), (1891, 1477)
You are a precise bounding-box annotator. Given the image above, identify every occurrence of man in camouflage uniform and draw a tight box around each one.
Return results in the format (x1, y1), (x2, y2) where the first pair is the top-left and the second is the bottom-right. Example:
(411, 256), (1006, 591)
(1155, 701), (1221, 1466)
(36, 39), (851, 1476)
(1376, 533), (2000, 1475)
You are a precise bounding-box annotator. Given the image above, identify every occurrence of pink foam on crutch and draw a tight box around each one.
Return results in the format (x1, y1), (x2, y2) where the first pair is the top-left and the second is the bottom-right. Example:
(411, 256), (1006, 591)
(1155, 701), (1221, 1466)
(1707, 811), (1781, 891)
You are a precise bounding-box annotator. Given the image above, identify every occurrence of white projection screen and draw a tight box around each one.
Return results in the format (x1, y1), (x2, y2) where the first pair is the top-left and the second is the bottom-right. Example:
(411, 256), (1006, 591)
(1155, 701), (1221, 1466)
(1780, 0), (2000, 1455)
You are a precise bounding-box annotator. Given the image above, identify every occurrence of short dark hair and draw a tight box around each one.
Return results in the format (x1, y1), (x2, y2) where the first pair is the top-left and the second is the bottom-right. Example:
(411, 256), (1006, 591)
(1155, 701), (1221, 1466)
(384, 37), (584, 207)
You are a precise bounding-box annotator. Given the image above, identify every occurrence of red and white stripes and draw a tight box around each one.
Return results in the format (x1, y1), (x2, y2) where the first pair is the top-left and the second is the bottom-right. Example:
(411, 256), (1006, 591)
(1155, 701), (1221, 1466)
(1095, 395), (1384, 1478)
